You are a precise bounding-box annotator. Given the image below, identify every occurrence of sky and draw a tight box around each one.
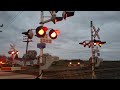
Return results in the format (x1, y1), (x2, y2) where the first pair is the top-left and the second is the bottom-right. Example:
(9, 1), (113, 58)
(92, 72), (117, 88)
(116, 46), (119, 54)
(0, 11), (120, 60)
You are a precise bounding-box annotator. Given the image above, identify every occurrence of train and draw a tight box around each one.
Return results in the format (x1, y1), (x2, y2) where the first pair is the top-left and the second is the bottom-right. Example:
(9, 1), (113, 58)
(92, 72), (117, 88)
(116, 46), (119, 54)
(68, 57), (103, 69)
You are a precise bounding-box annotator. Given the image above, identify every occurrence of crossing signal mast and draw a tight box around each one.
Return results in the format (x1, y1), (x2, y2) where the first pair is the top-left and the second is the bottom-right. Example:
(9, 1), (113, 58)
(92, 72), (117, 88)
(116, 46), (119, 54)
(8, 44), (19, 67)
(79, 39), (106, 48)
(79, 21), (106, 79)
(35, 11), (75, 79)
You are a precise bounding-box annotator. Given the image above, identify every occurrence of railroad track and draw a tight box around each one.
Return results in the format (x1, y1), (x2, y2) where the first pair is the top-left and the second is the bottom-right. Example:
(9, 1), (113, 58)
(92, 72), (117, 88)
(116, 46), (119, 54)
(43, 67), (120, 73)
(42, 67), (120, 79)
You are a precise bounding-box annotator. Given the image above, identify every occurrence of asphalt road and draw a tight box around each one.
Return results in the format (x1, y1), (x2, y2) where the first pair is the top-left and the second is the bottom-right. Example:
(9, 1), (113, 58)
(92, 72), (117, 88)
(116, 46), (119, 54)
(0, 71), (37, 79)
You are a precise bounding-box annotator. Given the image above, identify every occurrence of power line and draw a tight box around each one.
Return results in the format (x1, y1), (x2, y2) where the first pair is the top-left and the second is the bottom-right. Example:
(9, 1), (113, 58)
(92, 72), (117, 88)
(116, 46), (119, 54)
(9, 11), (23, 25)
(0, 11), (15, 26)
(0, 11), (17, 30)
(0, 11), (6, 16)
(2, 11), (23, 31)
(6, 11), (16, 22)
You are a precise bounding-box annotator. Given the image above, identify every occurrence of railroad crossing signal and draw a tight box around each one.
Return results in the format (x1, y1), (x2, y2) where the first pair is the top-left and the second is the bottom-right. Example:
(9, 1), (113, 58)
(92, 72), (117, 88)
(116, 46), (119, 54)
(93, 39), (106, 47)
(79, 39), (106, 48)
(52, 17), (63, 24)
(36, 11), (75, 79)
(62, 11), (75, 20)
(27, 30), (34, 39)
(40, 11), (75, 24)
(22, 30), (34, 39)
(49, 29), (60, 39)
(36, 25), (60, 40)
(98, 41), (106, 47)
(79, 41), (88, 47)
(36, 26), (48, 38)
(79, 40), (92, 48)
(92, 26), (100, 39)
(8, 50), (19, 55)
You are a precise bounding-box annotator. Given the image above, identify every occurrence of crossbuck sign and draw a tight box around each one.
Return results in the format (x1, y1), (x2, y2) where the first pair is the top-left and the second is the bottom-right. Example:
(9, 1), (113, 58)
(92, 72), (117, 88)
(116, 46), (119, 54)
(92, 26), (100, 39)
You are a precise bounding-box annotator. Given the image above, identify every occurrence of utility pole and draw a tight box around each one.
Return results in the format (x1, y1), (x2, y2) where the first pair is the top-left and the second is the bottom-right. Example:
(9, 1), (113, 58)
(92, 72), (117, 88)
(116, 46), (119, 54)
(23, 37), (32, 66)
(22, 30), (33, 66)
(25, 38), (29, 66)
(90, 21), (95, 79)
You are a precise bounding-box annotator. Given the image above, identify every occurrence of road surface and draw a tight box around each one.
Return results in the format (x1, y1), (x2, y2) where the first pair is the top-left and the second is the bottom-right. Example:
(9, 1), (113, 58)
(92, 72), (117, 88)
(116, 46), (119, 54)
(0, 71), (37, 79)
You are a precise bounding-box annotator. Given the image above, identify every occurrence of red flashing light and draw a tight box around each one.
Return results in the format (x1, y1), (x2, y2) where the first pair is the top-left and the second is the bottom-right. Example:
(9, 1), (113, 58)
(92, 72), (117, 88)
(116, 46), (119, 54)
(36, 26), (48, 38)
(49, 29), (57, 39)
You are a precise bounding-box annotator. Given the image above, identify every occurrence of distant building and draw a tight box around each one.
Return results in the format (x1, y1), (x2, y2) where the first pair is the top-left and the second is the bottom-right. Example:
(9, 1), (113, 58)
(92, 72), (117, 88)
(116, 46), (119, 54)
(12, 53), (59, 68)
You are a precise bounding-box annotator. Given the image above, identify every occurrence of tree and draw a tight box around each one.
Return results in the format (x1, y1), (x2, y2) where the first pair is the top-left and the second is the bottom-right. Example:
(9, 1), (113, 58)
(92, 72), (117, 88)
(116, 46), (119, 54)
(22, 50), (37, 60)
(0, 55), (7, 62)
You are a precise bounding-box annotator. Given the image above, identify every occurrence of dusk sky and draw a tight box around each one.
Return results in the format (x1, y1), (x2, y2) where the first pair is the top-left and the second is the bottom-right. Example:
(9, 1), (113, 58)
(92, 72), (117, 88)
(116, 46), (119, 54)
(0, 11), (120, 60)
